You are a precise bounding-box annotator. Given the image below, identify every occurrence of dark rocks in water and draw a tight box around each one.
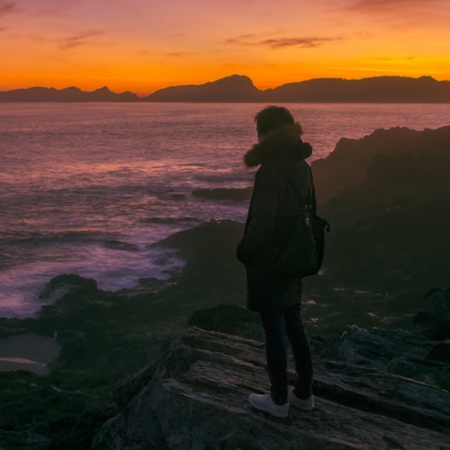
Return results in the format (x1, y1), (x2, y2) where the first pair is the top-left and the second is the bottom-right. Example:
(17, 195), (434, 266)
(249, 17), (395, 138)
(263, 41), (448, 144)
(153, 220), (245, 302)
(154, 220), (243, 265)
(169, 193), (185, 200)
(135, 276), (175, 292)
(414, 288), (450, 340)
(192, 187), (252, 202)
(39, 274), (98, 300)
(93, 327), (450, 450)
(104, 240), (139, 251)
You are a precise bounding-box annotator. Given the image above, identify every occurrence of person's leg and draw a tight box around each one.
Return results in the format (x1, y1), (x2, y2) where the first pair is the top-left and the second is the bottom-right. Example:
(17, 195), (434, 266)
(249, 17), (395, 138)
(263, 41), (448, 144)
(259, 309), (288, 405)
(284, 304), (313, 399)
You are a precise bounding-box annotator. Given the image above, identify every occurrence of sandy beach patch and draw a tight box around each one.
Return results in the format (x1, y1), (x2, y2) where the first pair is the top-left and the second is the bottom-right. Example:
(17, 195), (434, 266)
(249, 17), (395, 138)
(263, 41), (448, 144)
(0, 333), (61, 376)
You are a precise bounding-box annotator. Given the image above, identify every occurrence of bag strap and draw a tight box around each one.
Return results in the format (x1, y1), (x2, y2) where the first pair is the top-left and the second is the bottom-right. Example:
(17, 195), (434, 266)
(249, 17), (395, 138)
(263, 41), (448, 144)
(276, 168), (312, 244)
(285, 165), (314, 214)
(285, 167), (330, 232)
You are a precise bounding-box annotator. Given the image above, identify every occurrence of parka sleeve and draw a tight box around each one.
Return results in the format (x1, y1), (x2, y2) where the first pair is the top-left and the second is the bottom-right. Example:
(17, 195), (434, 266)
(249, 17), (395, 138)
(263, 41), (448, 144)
(236, 166), (278, 264)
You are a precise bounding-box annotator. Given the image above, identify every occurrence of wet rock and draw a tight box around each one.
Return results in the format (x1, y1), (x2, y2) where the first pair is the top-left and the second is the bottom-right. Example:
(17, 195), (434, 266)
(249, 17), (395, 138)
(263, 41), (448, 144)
(93, 327), (450, 450)
(39, 274), (98, 300)
(192, 187), (253, 202)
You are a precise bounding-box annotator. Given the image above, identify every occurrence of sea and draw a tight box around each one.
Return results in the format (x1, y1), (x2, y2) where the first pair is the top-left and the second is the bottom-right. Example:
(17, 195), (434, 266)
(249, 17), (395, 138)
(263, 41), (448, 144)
(1, 102), (450, 318)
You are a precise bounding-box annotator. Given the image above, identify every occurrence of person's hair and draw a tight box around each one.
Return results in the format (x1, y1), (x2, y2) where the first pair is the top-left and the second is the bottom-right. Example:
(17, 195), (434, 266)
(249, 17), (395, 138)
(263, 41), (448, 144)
(254, 106), (295, 137)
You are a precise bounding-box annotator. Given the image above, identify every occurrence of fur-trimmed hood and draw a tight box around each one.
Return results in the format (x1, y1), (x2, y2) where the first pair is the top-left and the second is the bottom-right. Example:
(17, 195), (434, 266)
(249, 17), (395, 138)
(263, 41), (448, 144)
(244, 123), (312, 167)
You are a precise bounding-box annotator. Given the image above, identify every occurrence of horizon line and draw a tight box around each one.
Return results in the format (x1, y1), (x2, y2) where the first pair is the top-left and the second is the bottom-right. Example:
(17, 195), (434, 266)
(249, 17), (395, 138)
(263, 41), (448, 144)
(1, 73), (448, 97)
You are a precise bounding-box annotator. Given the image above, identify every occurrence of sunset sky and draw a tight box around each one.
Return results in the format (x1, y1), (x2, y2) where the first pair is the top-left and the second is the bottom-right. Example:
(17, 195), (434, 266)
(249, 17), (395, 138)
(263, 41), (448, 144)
(1, 0), (450, 95)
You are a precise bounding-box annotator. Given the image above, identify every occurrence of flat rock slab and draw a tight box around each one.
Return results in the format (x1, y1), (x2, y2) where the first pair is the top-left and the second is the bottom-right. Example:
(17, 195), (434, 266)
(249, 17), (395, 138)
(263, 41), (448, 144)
(93, 328), (450, 450)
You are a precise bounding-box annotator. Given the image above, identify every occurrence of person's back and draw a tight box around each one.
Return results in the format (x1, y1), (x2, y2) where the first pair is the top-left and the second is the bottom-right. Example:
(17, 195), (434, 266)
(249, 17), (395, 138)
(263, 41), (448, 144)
(237, 106), (316, 418)
(261, 155), (314, 248)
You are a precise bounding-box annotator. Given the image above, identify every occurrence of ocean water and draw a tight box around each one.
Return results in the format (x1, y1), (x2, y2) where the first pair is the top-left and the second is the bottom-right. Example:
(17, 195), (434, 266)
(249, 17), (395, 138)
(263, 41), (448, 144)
(1, 102), (450, 318)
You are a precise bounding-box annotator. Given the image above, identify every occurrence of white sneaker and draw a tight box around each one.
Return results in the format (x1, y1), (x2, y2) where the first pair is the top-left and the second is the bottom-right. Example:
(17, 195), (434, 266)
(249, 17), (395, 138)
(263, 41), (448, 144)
(248, 393), (289, 418)
(288, 387), (315, 411)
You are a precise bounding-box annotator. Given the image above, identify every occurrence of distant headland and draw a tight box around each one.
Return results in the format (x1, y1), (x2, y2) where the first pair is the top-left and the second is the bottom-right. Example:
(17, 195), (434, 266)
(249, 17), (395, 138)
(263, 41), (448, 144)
(1, 74), (450, 103)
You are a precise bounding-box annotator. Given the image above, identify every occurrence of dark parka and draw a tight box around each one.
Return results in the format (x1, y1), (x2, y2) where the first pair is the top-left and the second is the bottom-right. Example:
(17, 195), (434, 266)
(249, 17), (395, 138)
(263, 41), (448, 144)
(236, 123), (316, 312)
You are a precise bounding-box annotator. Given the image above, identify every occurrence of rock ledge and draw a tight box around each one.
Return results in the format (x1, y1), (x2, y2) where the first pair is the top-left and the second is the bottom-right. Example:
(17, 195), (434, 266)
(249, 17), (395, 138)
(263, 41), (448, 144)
(93, 327), (450, 450)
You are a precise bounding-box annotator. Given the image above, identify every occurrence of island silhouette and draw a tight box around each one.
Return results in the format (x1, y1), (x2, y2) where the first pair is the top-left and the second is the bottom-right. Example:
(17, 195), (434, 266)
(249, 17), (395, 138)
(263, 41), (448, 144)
(1, 74), (450, 102)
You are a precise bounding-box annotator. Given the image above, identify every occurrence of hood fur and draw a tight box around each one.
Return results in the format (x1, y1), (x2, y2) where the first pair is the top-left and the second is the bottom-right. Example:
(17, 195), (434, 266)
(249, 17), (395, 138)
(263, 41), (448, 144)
(243, 123), (312, 167)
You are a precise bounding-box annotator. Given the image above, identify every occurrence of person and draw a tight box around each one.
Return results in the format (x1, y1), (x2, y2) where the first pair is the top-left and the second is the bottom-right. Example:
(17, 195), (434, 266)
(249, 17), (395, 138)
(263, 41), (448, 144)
(236, 106), (316, 418)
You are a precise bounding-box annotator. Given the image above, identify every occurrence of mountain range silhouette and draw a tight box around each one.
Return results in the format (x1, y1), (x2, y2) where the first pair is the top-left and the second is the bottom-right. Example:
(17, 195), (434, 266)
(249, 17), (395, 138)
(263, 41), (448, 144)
(1, 74), (450, 102)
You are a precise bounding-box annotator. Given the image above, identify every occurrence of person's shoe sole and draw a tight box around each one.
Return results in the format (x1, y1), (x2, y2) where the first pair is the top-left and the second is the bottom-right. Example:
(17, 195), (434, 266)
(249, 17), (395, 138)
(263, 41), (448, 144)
(248, 393), (289, 418)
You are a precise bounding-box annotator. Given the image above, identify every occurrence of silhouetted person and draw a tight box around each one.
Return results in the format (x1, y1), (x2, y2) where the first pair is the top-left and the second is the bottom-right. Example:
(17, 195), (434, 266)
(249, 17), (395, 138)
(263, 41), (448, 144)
(237, 106), (315, 418)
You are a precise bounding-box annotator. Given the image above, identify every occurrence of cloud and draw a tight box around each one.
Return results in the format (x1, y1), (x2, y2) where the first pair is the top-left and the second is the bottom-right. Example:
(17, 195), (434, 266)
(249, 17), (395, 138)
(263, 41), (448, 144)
(339, 0), (450, 29)
(226, 34), (339, 49)
(345, 0), (447, 13)
(135, 49), (197, 58)
(58, 31), (104, 50)
(374, 55), (416, 61)
(163, 52), (197, 57)
(0, 0), (17, 15)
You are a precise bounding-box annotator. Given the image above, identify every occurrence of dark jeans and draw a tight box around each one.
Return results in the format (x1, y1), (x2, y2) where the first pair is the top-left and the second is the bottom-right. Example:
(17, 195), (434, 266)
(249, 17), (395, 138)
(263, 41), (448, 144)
(259, 304), (313, 405)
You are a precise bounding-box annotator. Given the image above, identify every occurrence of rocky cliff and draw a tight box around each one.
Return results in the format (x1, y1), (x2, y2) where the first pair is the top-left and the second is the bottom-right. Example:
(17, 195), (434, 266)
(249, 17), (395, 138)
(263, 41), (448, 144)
(92, 321), (450, 450)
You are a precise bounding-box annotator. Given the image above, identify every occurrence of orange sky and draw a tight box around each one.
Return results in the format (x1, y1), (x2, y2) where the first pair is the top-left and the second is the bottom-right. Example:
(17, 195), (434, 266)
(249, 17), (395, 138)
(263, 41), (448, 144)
(1, 0), (450, 95)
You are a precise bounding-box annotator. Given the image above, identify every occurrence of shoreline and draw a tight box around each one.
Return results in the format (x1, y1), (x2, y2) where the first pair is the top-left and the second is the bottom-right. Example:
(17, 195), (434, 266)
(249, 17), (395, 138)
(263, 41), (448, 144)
(1, 121), (449, 447)
(0, 333), (61, 375)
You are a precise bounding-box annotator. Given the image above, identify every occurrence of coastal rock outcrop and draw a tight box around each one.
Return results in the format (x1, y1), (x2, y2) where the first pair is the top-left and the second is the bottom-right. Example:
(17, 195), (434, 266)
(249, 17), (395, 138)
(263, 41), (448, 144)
(93, 326), (450, 450)
(38, 273), (98, 301)
(192, 187), (253, 202)
(309, 125), (450, 297)
(312, 125), (450, 204)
